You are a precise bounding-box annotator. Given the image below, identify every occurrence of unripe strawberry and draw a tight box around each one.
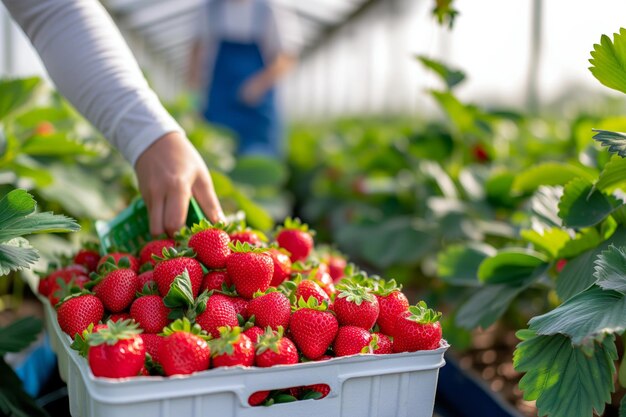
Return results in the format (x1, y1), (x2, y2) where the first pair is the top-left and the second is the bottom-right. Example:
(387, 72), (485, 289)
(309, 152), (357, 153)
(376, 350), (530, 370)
(187, 219), (231, 269)
(289, 297), (338, 360)
(226, 242), (273, 299)
(333, 326), (372, 357)
(130, 295), (170, 334)
(392, 302), (442, 352)
(158, 319), (211, 376)
(255, 327), (298, 367)
(275, 218), (314, 262)
(87, 319), (145, 378)
(211, 326), (255, 368)
(57, 293), (104, 337)
(139, 238), (175, 266)
(246, 291), (290, 331)
(153, 248), (204, 297)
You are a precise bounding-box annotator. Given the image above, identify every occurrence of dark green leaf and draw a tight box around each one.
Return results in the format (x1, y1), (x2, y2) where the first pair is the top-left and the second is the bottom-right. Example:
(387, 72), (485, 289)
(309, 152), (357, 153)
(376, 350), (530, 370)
(620, 394), (626, 417)
(416, 55), (465, 89)
(557, 227), (626, 300)
(0, 316), (42, 354)
(512, 163), (595, 194)
(594, 245), (626, 293)
(273, 394), (297, 403)
(455, 284), (527, 329)
(478, 249), (547, 285)
(593, 130), (626, 158)
(558, 178), (623, 228)
(514, 331), (616, 417)
(0, 77), (40, 120)
(529, 286), (626, 346)
(163, 270), (195, 309)
(302, 391), (323, 400)
(437, 243), (496, 285)
(589, 28), (626, 95)
(0, 357), (51, 417)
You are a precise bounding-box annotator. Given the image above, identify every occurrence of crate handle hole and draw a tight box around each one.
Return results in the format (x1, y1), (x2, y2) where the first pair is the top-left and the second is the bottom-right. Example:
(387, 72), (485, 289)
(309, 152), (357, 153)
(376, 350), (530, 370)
(248, 384), (331, 407)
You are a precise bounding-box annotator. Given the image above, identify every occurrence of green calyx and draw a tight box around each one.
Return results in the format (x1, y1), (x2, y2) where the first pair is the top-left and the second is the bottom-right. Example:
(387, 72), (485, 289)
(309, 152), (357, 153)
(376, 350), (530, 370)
(277, 217), (315, 235)
(160, 318), (210, 340)
(336, 284), (376, 306)
(256, 326), (285, 354)
(189, 218), (235, 234)
(87, 319), (142, 346)
(337, 270), (380, 292)
(136, 281), (159, 297)
(364, 333), (381, 354)
(228, 240), (269, 254)
(210, 326), (242, 356)
(407, 301), (442, 324)
(293, 296), (330, 312)
(56, 288), (93, 309)
(370, 278), (403, 296)
(152, 247), (196, 263)
(70, 322), (98, 357)
(163, 270), (208, 321)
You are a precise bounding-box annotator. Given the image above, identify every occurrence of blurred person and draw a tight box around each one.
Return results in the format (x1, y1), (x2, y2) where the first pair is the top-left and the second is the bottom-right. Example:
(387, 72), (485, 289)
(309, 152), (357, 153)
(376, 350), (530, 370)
(2, 0), (225, 237)
(188, 0), (300, 158)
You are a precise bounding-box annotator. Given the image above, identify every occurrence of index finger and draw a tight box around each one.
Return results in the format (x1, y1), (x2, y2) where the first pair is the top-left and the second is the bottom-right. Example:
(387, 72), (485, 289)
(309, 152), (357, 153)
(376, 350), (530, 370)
(192, 173), (225, 224)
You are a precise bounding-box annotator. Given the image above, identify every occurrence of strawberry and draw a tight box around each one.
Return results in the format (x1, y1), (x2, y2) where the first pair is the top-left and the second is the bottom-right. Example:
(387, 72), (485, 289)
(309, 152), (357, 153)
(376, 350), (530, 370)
(186, 219), (232, 269)
(70, 323), (108, 357)
(556, 259), (567, 273)
(57, 293), (104, 337)
(255, 327), (299, 367)
(130, 295), (170, 334)
(158, 319), (211, 376)
(74, 246), (101, 272)
(196, 294), (239, 338)
(139, 238), (175, 266)
(98, 252), (139, 273)
(268, 248), (292, 287)
(471, 143), (490, 163)
(333, 326), (372, 357)
(371, 332), (392, 354)
(315, 270), (336, 298)
(87, 319), (145, 378)
(246, 291), (290, 331)
(315, 355), (333, 361)
(243, 326), (264, 343)
(136, 269), (156, 293)
(326, 255), (347, 282)
(295, 279), (330, 305)
(332, 284), (379, 330)
(372, 279), (409, 335)
(289, 297), (338, 360)
(229, 296), (250, 319)
(248, 391), (270, 406)
(275, 218), (314, 262)
(92, 259), (139, 313)
(210, 326), (255, 368)
(226, 242), (273, 299)
(153, 248), (204, 297)
(201, 270), (231, 292)
(303, 384), (330, 399)
(108, 313), (132, 323)
(229, 227), (265, 247)
(141, 333), (164, 364)
(48, 273), (90, 306)
(40, 264), (88, 295)
(392, 302), (442, 352)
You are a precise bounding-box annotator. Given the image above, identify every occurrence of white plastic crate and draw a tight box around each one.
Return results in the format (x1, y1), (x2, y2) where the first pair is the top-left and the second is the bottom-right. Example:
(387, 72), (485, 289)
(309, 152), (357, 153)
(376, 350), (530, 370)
(41, 297), (448, 417)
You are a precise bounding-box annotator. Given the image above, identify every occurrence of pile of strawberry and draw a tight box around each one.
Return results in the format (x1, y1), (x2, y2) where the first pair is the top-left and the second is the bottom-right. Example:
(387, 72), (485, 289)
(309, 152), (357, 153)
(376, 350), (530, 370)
(38, 217), (443, 406)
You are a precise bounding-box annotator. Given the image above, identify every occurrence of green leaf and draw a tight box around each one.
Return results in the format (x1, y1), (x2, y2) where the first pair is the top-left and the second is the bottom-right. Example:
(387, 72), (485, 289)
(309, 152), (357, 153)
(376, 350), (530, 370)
(558, 178), (623, 228)
(163, 270), (195, 310)
(620, 394), (626, 417)
(478, 249), (548, 285)
(302, 391), (323, 400)
(512, 162), (596, 194)
(557, 227), (626, 300)
(429, 90), (485, 136)
(229, 156), (287, 188)
(0, 357), (51, 417)
(593, 130), (626, 158)
(436, 243), (496, 285)
(21, 133), (97, 157)
(556, 227), (603, 259)
(0, 316), (42, 354)
(520, 227), (570, 258)
(514, 332), (616, 417)
(416, 55), (465, 89)
(529, 286), (626, 346)
(0, 77), (41, 120)
(456, 284), (527, 329)
(0, 238), (39, 276)
(529, 186), (563, 229)
(596, 155), (626, 191)
(589, 28), (626, 95)
(594, 245), (626, 293)
(232, 190), (274, 232)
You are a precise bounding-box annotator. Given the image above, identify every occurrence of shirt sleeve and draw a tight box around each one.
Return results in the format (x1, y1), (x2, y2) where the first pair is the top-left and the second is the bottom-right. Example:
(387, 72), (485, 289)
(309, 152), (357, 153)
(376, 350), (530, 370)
(2, 0), (184, 166)
(263, 1), (302, 59)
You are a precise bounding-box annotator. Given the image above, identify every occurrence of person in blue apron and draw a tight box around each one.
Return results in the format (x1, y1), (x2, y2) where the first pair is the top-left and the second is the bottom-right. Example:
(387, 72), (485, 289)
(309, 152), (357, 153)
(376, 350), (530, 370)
(188, 0), (300, 158)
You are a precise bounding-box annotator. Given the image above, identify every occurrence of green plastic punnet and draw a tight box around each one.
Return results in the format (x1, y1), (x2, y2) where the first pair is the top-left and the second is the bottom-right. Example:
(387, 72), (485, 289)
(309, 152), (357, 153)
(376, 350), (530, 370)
(95, 196), (205, 256)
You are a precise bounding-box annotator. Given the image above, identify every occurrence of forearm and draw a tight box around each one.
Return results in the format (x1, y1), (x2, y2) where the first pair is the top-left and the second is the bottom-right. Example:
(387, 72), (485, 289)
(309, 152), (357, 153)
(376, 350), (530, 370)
(3, 0), (182, 166)
(256, 53), (297, 88)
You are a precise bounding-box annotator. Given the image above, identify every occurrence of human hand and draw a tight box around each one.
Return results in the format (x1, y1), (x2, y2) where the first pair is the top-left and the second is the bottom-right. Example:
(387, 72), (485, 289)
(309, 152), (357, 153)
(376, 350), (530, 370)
(134, 132), (225, 236)
(239, 74), (269, 106)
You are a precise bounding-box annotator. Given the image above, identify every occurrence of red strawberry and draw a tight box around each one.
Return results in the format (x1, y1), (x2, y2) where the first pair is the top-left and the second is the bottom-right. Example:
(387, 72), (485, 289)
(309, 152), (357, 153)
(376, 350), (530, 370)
(136, 270), (156, 292)
(48, 273), (90, 306)
(141, 333), (164, 364)
(255, 327), (299, 367)
(87, 319), (145, 378)
(333, 326), (372, 357)
(139, 238), (175, 266)
(556, 259), (567, 273)
(332, 285), (379, 330)
(57, 293), (104, 337)
(268, 248), (292, 287)
(289, 298), (338, 360)
(108, 313), (132, 323)
(187, 220), (231, 269)
(130, 295), (170, 334)
(201, 270), (231, 292)
(226, 242), (273, 299)
(92, 261), (138, 313)
(295, 280), (330, 305)
(243, 326), (264, 343)
(210, 326), (254, 368)
(41, 264), (88, 297)
(158, 318), (211, 376)
(472, 143), (490, 163)
(153, 248), (204, 297)
(373, 280), (409, 335)
(327, 255), (347, 282)
(248, 391), (270, 406)
(70, 322), (108, 357)
(371, 332), (392, 354)
(315, 355), (333, 361)
(275, 218), (314, 262)
(98, 253), (140, 273)
(304, 384), (330, 399)
(196, 294), (238, 338)
(246, 291), (290, 331)
(315, 270), (336, 298)
(229, 228), (264, 247)
(392, 302), (442, 352)
(229, 296), (249, 319)
(74, 247), (101, 272)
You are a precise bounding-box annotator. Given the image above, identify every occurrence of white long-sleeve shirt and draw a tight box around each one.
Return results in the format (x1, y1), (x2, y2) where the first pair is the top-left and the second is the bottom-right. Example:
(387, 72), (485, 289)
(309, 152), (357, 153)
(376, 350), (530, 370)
(2, 0), (183, 166)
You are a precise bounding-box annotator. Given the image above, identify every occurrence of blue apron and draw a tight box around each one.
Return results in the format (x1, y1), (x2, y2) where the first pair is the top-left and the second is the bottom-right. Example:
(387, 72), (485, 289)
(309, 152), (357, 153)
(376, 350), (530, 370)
(203, 1), (282, 158)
